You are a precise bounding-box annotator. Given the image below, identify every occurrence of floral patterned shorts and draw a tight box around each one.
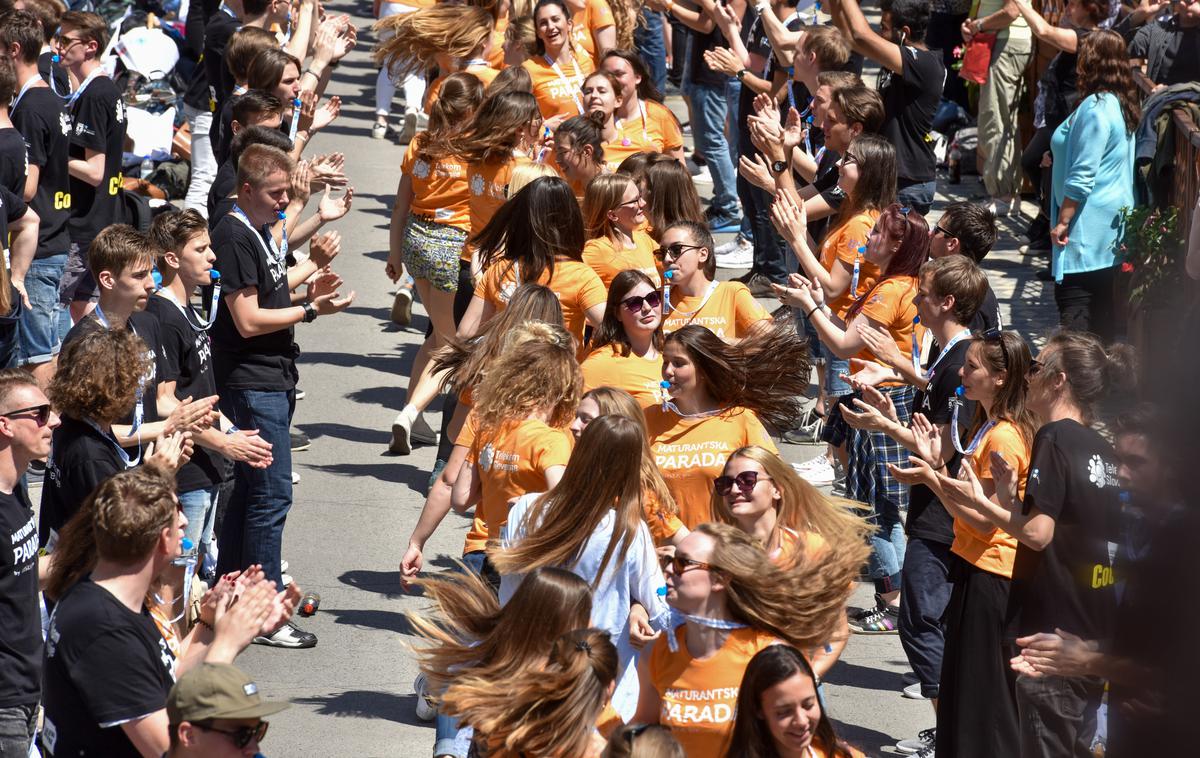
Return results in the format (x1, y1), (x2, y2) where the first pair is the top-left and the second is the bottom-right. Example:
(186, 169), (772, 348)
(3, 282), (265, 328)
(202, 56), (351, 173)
(403, 216), (468, 293)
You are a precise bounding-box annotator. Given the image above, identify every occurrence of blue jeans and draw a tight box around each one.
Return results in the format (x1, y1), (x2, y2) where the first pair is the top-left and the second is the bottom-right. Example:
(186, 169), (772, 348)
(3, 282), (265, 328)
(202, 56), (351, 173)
(179, 484), (221, 578)
(868, 516), (906, 595)
(633, 9), (667, 94)
(217, 389), (294, 587)
(897, 179), (937, 216)
(684, 73), (739, 217)
(899, 536), (954, 698)
(0, 703), (37, 757)
(18, 253), (71, 365)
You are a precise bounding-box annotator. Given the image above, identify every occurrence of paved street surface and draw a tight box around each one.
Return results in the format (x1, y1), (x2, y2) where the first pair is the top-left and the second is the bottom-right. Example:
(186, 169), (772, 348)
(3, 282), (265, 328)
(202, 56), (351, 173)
(34, 4), (1059, 755)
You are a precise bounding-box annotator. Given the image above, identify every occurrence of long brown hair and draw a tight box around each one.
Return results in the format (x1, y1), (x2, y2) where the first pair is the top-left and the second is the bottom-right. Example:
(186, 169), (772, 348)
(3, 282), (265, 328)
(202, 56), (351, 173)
(602, 48), (665, 103)
(244, 47), (300, 93)
(473, 175), (587, 284)
(490, 415), (648, 584)
(967, 330), (1039, 448)
(408, 566), (592, 695)
(416, 72), (485, 163)
(844, 203), (929, 321)
(590, 269), (665, 355)
(471, 322), (582, 437)
(837, 133), (896, 226)
(642, 155), (705, 238)
(583, 387), (678, 518)
(665, 322), (812, 431)
(457, 90), (542, 165)
(1076, 29), (1140, 134)
(694, 523), (868, 652)
(373, 5), (495, 79)
(582, 171), (636, 240)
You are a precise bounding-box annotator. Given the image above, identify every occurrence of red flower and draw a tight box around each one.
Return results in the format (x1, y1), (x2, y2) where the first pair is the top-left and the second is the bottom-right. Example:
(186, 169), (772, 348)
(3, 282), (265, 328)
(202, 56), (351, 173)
(1120, 262), (1135, 273)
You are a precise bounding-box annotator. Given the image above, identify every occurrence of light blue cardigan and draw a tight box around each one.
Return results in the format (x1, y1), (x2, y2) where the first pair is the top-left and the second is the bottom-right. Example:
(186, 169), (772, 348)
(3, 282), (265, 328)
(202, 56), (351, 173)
(1049, 92), (1136, 282)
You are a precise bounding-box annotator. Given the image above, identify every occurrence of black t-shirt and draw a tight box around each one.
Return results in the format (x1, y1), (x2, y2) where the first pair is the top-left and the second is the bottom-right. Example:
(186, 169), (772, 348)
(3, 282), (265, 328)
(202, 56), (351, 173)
(37, 52), (70, 96)
(66, 76), (127, 246)
(144, 294), (226, 492)
(207, 159), (237, 220)
(0, 486), (40, 708)
(686, 18), (731, 88)
(1006, 419), (1120, 641)
(0, 185), (29, 253)
(906, 337), (974, 544)
(39, 416), (124, 548)
(0, 127), (28, 196)
(182, 0), (221, 111)
(41, 580), (175, 758)
(972, 281), (1001, 333)
(63, 311), (166, 431)
(878, 46), (944, 183)
(210, 213), (298, 391)
(1128, 17), (1200, 88)
(12, 85), (73, 258)
(1039, 29), (1086, 128)
(202, 10), (241, 127)
(210, 195), (237, 229)
(213, 97), (237, 168)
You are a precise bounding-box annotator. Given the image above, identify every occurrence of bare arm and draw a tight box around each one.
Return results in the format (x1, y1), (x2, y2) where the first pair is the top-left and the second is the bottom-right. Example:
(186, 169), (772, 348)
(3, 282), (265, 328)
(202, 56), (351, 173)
(1013, 0), (1080, 52)
(451, 459), (482, 514)
(68, 148), (105, 186)
(21, 163), (38, 202)
(120, 710), (170, 758)
(828, 0), (904, 74)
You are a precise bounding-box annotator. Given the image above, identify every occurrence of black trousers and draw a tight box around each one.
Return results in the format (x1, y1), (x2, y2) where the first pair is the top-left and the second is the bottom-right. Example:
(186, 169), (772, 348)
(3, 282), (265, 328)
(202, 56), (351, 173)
(1016, 673), (1104, 758)
(1054, 266), (1116, 343)
(435, 260), (477, 463)
(899, 536), (955, 699)
(1021, 125), (1055, 218)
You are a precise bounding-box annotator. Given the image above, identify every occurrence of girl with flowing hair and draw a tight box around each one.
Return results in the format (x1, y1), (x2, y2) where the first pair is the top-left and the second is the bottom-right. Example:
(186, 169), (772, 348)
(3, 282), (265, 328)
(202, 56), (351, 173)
(554, 114), (608, 195)
(522, 0), (595, 119)
(581, 174), (659, 290)
(502, 13), (538, 66)
(632, 522), (868, 756)
(460, 176), (607, 343)
(726, 645), (864, 757)
(373, 4), (499, 106)
(484, 64), (534, 97)
(492, 414), (670, 719)
(408, 566), (593, 758)
(580, 70), (652, 170)
(386, 73), (486, 456)
(889, 329), (1035, 757)
(645, 322), (810, 528)
(582, 270), (665, 408)
(570, 386), (685, 546)
(601, 49), (687, 165)
(635, 155), (706, 238)
(370, 0), (429, 142)
(399, 288), (564, 588)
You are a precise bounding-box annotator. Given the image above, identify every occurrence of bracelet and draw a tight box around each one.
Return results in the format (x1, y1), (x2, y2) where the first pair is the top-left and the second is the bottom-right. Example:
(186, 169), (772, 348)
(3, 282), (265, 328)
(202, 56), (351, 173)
(195, 617), (214, 632)
(933, 460), (947, 471)
(302, 302), (318, 323)
(804, 305), (820, 320)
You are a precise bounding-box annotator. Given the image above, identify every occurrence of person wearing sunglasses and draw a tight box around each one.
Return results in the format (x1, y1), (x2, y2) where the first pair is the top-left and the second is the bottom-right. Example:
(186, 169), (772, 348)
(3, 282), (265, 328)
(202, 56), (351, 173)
(582, 270), (666, 409)
(656, 220), (770, 342)
(581, 173), (659, 291)
(166, 663), (288, 758)
(632, 523), (867, 757)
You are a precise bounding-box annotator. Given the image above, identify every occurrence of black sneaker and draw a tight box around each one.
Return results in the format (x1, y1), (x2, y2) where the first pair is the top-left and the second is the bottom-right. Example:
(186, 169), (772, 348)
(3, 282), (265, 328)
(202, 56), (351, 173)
(290, 430), (311, 452)
(847, 593), (885, 623)
(850, 604), (900, 634)
(253, 622), (318, 649)
(896, 727), (935, 754)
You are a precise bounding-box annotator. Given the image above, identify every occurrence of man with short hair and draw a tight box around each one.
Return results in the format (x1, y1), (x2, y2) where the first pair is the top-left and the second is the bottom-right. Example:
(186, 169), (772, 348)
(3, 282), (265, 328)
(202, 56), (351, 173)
(0, 369), (59, 757)
(1125, 0), (1200, 87)
(165, 663), (288, 757)
(928, 201), (1002, 332)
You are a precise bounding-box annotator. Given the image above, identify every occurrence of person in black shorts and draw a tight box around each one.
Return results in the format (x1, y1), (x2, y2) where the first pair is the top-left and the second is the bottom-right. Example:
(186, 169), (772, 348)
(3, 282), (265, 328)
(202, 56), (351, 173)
(56, 11), (127, 321)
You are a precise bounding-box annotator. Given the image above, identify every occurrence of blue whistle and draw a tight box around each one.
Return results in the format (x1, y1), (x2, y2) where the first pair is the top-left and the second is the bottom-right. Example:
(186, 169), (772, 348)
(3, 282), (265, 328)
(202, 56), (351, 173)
(955, 385), (966, 398)
(181, 537), (194, 551)
(210, 269), (221, 281)
(51, 54), (60, 63)
(276, 211), (286, 220)
(656, 586), (668, 597)
(664, 270), (674, 279)
(152, 270), (162, 288)
(292, 97), (301, 107)
(857, 246), (866, 254)
(660, 380), (670, 389)
(913, 315), (921, 325)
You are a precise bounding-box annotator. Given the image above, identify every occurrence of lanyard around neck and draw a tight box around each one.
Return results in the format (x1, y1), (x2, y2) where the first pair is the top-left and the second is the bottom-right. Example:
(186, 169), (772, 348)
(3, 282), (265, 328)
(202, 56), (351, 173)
(85, 417), (141, 468)
(950, 387), (996, 457)
(544, 53), (585, 115)
(156, 274), (222, 331)
(11, 74), (42, 112)
(615, 101), (649, 146)
(231, 205), (288, 264)
(665, 278), (719, 320)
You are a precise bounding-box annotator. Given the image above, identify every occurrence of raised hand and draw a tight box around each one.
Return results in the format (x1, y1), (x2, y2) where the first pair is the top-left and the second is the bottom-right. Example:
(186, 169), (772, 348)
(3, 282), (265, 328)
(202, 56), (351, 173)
(146, 430), (193, 474)
(857, 321), (907, 371)
(317, 184), (354, 223)
(738, 153), (775, 192)
(309, 229), (342, 268)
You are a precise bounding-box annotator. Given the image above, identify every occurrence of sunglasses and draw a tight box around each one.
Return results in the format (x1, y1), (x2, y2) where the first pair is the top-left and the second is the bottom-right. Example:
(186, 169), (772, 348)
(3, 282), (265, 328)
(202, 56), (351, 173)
(653, 242), (702, 261)
(658, 553), (714, 574)
(932, 223), (956, 238)
(713, 470), (772, 497)
(195, 721), (269, 749)
(0, 404), (52, 426)
(621, 291), (662, 313)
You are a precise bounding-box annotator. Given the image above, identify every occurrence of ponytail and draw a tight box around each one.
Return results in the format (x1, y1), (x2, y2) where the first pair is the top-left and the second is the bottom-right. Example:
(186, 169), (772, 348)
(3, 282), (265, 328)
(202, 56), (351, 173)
(1040, 331), (1138, 424)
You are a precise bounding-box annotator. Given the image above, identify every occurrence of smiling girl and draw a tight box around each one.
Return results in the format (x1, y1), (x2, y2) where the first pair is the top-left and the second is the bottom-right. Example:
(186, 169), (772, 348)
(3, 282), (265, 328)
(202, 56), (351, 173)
(523, 0), (594, 119)
(581, 174), (659, 290)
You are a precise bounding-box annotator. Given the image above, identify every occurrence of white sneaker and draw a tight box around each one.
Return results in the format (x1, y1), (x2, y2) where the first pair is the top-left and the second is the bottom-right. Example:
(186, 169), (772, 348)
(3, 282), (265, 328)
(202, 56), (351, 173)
(692, 165), (713, 184)
(281, 573), (293, 587)
(291, 471), (301, 485)
(398, 111), (418, 145)
(715, 236), (753, 269)
(390, 411), (413, 455)
(902, 682), (930, 700)
(792, 455), (835, 486)
(371, 122), (388, 140)
(411, 413), (439, 446)
(414, 673), (437, 721)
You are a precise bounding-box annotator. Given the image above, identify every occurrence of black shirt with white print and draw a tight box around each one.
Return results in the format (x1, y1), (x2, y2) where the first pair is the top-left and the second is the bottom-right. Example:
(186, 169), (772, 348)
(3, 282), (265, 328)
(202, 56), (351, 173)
(210, 212), (299, 391)
(38, 416), (125, 549)
(878, 45), (944, 184)
(0, 486), (40, 708)
(905, 337), (975, 545)
(0, 127), (28, 196)
(1007, 419), (1121, 643)
(11, 85), (73, 258)
(66, 76), (127, 246)
(41, 579), (175, 758)
(63, 310), (167, 432)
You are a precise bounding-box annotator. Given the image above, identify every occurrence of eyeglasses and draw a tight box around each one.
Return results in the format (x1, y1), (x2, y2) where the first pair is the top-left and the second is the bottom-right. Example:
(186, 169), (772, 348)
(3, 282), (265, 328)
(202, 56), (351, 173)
(621, 291), (662, 313)
(0, 404), (52, 426)
(194, 721), (269, 749)
(713, 470), (772, 497)
(659, 553), (714, 575)
(53, 34), (85, 49)
(932, 223), (956, 238)
(654, 242), (703, 261)
(616, 194), (643, 208)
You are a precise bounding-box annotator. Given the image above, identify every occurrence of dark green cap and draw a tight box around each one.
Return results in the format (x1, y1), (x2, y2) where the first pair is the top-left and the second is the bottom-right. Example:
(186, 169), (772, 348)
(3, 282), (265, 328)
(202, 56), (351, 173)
(167, 664), (290, 724)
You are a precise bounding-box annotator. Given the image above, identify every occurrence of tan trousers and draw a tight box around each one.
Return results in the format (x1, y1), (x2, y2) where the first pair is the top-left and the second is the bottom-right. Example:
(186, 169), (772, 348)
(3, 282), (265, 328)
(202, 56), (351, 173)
(977, 34), (1032, 198)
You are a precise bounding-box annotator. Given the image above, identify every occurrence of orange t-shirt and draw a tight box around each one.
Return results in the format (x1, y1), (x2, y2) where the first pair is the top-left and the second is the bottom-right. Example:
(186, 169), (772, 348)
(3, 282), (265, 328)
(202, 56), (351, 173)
(604, 100), (683, 171)
(852, 276), (919, 365)
(467, 155), (526, 236)
(951, 420), (1030, 578)
(581, 229), (661, 290)
(486, 15), (509, 70)
(400, 140), (471, 232)
(773, 527), (827, 567)
(475, 259), (607, 344)
(648, 626), (780, 757)
(464, 416), (573, 554)
(522, 51), (594, 120)
(425, 65), (501, 109)
(580, 343), (664, 408)
(643, 490), (684, 545)
(820, 211), (880, 318)
(645, 405), (777, 528)
(571, 0), (616, 67)
(662, 280), (770, 341)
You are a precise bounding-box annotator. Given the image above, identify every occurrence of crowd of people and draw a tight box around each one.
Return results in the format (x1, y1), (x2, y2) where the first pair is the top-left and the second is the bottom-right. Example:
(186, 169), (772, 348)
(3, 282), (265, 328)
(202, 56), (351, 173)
(0, 0), (1196, 756)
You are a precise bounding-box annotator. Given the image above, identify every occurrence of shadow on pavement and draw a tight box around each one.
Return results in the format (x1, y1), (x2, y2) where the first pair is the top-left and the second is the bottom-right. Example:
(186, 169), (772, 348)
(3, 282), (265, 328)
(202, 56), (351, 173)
(327, 607), (417, 636)
(338, 569), (405, 599)
(290, 690), (425, 727)
(823, 659), (908, 694)
(297, 421), (393, 445)
(316, 461), (430, 490)
(299, 348), (417, 373)
(835, 719), (908, 756)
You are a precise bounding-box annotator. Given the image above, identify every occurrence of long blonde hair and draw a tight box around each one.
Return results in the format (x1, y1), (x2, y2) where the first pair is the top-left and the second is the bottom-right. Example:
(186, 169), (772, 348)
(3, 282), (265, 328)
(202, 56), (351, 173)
(695, 522), (869, 652)
(471, 322), (582, 437)
(583, 386), (676, 517)
(442, 628), (618, 758)
(374, 5), (495, 78)
(582, 172), (636, 241)
(711, 446), (872, 568)
(490, 415), (646, 584)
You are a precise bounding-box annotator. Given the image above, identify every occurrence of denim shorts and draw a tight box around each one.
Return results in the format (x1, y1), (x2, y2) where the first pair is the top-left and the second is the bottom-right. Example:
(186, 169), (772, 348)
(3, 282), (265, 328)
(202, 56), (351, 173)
(59, 242), (99, 305)
(811, 337), (853, 397)
(19, 253), (71, 364)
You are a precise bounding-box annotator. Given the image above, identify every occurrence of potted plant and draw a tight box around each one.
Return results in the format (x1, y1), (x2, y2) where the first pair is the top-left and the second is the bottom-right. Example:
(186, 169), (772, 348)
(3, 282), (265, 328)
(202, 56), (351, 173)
(1117, 205), (1187, 393)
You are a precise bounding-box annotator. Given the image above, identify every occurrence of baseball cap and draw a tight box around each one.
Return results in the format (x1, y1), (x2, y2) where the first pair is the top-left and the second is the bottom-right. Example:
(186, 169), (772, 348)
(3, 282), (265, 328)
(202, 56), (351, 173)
(167, 664), (291, 724)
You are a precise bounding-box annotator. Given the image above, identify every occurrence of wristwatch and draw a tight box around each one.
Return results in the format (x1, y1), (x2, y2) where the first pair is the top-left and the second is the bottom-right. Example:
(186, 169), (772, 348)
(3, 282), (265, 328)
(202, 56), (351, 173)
(736, 69), (749, 81)
(302, 302), (318, 323)
(770, 159), (788, 175)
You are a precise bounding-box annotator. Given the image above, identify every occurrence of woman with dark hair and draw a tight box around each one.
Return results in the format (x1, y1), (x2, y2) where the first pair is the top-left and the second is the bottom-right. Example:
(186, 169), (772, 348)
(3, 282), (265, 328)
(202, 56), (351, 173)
(582, 269), (664, 408)
(1047, 29), (1138, 342)
(461, 175), (607, 343)
(581, 173), (658, 290)
(522, 0), (594, 119)
(555, 113), (608, 195)
(580, 70), (650, 170)
(601, 49), (686, 165)
(726, 645), (864, 757)
(646, 322), (810, 527)
(635, 156), (706, 239)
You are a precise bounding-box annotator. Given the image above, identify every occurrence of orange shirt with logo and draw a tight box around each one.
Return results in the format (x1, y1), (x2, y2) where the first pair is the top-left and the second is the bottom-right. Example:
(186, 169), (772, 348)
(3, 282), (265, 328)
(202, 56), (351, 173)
(475, 259), (607, 344)
(400, 140), (471, 232)
(570, 0), (616, 67)
(581, 343), (664, 409)
(605, 100), (683, 171)
(522, 52), (594, 120)
(951, 420), (1030, 578)
(581, 229), (661, 291)
(820, 211), (880, 318)
(643, 490), (684, 545)
(645, 406), (777, 528)
(464, 416), (573, 555)
(648, 626), (780, 757)
(662, 280), (770, 341)
(852, 275), (919, 366)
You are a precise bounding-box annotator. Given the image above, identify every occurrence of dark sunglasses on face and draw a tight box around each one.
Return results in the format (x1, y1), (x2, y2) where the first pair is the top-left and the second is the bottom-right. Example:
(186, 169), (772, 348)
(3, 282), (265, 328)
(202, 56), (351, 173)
(933, 223), (956, 238)
(654, 242), (702, 261)
(621, 291), (663, 313)
(0, 404), (52, 426)
(195, 721), (269, 749)
(658, 553), (713, 574)
(713, 470), (772, 497)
